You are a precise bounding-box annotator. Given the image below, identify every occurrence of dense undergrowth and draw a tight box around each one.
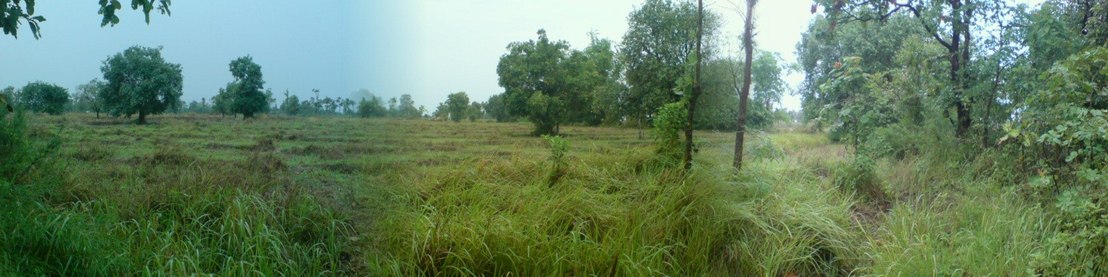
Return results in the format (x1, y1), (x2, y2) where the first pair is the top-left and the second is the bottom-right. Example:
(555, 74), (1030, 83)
(369, 137), (859, 275)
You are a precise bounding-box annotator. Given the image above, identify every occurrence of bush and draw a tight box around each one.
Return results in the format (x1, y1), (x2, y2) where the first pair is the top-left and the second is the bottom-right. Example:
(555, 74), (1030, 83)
(542, 135), (569, 185)
(1, 109), (58, 184)
(832, 155), (888, 205)
(653, 100), (687, 163)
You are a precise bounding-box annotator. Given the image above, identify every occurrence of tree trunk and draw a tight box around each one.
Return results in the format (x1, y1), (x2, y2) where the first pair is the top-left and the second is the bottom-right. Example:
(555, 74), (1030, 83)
(950, 0), (972, 138)
(683, 0), (704, 171)
(734, 0), (757, 170)
(983, 58), (1001, 148)
(137, 111), (147, 124)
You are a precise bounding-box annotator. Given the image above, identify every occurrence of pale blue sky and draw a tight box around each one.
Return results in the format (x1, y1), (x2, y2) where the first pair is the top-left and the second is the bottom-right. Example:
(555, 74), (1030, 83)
(0, 1), (1043, 112)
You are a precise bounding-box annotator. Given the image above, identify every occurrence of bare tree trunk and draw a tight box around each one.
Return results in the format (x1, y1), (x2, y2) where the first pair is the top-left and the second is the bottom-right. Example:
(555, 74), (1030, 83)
(683, 0), (704, 171)
(734, 0), (757, 170)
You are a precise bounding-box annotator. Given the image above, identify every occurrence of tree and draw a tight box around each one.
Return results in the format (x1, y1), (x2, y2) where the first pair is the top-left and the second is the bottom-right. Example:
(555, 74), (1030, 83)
(2, 0), (171, 39)
(357, 96), (387, 118)
(621, 0), (719, 128)
(397, 94), (420, 118)
(0, 86), (13, 113)
(734, 0), (757, 170)
(467, 101), (483, 122)
(445, 92), (470, 123)
(212, 87), (232, 118)
(497, 30), (574, 135)
(682, 0), (705, 170)
(100, 46), (182, 124)
(387, 97), (398, 116)
(74, 79), (107, 118)
(485, 93), (514, 122)
(225, 56), (268, 119)
(433, 102), (449, 120)
(18, 81), (68, 115)
(281, 92), (300, 116)
(814, 0), (1005, 138)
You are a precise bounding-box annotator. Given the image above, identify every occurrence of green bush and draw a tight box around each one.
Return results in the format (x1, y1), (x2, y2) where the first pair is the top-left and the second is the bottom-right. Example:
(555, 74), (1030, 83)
(542, 135), (569, 185)
(832, 155), (888, 204)
(653, 100), (687, 163)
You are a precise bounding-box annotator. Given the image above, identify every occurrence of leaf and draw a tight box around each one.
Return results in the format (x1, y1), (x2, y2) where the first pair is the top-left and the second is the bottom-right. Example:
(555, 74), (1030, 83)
(1066, 151), (1079, 163)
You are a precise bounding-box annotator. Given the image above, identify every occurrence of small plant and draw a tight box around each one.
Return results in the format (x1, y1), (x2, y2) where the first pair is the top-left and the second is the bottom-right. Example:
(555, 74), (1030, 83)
(542, 135), (569, 185)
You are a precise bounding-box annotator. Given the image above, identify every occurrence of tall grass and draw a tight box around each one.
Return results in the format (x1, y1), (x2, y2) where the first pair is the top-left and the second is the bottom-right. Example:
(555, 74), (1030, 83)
(368, 134), (863, 276)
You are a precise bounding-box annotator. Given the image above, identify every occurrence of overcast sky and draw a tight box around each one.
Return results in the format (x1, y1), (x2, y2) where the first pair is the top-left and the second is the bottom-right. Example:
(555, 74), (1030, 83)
(0, 0), (1042, 112)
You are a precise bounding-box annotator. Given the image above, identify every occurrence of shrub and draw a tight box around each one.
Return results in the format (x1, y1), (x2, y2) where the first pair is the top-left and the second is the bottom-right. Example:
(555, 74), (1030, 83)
(832, 155), (888, 205)
(653, 100), (687, 163)
(542, 135), (569, 185)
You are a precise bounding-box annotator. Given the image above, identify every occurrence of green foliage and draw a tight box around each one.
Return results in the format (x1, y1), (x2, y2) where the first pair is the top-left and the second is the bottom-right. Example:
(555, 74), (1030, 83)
(484, 93), (515, 122)
(541, 135), (569, 185)
(1008, 47), (1108, 275)
(653, 100), (687, 162)
(280, 93), (300, 115)
(819, 56), (897, 146)
(694, 52), (787, 130)
(1, 0), (170, 39)
(100, 45), (183, 124)
(357, 95), (387, 118)
(496, 30), (572, 134)
(621, 0), (719, 126)
(445, 91), (470, 122)
(396, 94), (422, 118)
(226, 56), (269, 118)
(832, 155), (887, 204)
(0, 109), (57, 184)
(17, 81), (68, 115)
(72, 79), (107, 115)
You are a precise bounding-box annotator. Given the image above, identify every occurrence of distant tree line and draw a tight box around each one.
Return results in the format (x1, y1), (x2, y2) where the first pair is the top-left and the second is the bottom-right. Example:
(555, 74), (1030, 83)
(428, 0), (790, 135)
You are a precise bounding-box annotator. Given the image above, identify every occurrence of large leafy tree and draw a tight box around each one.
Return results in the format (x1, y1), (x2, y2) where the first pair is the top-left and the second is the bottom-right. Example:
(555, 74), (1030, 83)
(812, 0), (1016, 138)
(621, 0), (719, 127)
(2, 0), (171, 39)
(497, 30), (573, 135)
(100, 46), (183, 124)
(73, 79), (107, 118)
(357, 94), (387, 118)
(18, 81), (68, 115)
(485, 93), (514, 122)
(226, 56), (268, 118)
(397, 94), (421, 118)
(445, 91), (470, 123)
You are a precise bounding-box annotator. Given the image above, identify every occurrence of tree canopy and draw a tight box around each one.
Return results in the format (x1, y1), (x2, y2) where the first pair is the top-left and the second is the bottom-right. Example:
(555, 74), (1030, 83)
(17, 81), (68, 115)
(226, 56), (269, 118)
(99, 45), (183, 124)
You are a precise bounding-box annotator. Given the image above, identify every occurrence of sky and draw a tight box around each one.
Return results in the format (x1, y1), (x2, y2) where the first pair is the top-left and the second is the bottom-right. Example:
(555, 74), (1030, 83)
(0, 0), (1042, 113)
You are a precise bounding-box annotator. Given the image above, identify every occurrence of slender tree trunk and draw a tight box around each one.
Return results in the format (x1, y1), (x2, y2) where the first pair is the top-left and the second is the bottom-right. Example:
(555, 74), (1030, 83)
(734, 0), (757, 170)
(983, 58), (1001, 148)
(137, 111), (147, 124)
(683, 0), (704, 171)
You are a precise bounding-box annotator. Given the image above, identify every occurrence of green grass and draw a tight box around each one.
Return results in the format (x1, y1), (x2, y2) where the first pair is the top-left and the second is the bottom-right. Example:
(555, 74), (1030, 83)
(0, 113), (1065, 275)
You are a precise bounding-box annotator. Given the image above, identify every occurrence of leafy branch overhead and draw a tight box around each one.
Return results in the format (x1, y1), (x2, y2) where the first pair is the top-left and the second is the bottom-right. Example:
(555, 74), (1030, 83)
(0, 0), (171, 39)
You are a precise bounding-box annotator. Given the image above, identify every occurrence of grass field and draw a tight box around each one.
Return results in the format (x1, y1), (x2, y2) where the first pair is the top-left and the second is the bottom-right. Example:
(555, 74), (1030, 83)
(3, 113), (1054, 276)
